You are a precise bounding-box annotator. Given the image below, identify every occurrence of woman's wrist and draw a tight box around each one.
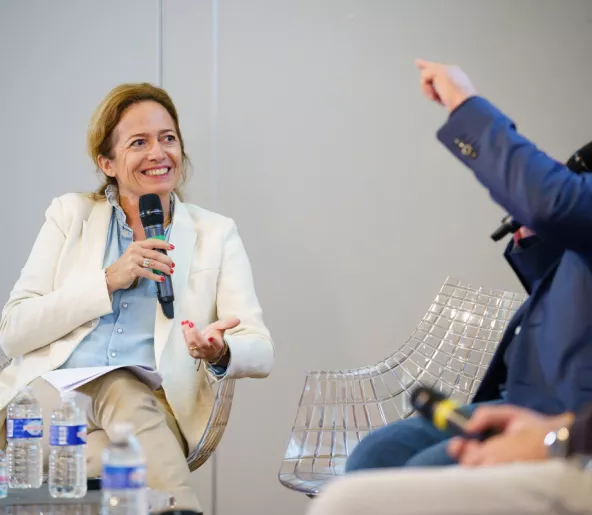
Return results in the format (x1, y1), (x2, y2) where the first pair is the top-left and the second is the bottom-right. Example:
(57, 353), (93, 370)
(208, 340), (229, 365)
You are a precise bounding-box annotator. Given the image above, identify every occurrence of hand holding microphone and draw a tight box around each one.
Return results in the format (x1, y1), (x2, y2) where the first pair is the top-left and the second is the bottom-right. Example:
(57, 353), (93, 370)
(104, 194), (176, 319)
(447, 404), (575, 467)
(105, 238), (174, 293)
(414, 59), (592, 244)
(139, 194), (176, 319)
(410, 386), (575, 466)
(410, 386), (496, 440)
(489, 139), (592, 242)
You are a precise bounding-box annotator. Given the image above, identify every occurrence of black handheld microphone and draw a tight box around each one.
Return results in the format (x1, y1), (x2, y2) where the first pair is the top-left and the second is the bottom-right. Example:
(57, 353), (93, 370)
(139, 194), (175, 319)
(566, 140), (592, 174)
(490, 139), (592, 242)
(490, 215), (521, 242)
(410, 386), (496, 440)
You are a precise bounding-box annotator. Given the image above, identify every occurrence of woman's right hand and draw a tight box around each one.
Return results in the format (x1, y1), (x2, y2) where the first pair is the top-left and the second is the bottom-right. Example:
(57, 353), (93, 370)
(105, 239), (175, 293)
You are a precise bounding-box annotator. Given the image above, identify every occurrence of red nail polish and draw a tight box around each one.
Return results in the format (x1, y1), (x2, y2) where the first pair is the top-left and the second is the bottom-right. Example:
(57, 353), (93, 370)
(160, 277), (165, 282)
(181, 320), (187, 325)
(189, 322), (194, 328)
(208, 337), (214, 343)
(170, 269), (174, 274)
(170, 244), (175, 250)
(172, 262), (176, 268)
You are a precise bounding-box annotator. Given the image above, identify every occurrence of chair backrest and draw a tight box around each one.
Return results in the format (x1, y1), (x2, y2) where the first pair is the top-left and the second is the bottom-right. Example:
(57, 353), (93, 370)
(279, 277), (526, 495)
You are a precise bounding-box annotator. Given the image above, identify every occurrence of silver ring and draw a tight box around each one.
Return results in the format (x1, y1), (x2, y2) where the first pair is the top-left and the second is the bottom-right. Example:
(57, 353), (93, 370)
(142, 258), (151, 268)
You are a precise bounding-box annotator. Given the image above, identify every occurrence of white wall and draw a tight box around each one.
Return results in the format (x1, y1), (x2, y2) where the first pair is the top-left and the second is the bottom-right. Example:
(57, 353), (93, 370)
(2, 1), (592, 514)
(0, 0), (160, 298)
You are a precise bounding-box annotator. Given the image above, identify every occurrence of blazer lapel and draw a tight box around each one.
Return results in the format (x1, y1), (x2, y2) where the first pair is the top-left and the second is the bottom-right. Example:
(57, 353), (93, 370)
(154, 198), (197, 366)
(79, 199), (112, 274)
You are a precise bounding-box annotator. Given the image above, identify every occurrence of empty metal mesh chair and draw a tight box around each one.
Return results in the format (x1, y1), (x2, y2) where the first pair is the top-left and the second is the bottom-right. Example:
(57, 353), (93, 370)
(0, 351), (234, 472)
(279, 277), (526, 496)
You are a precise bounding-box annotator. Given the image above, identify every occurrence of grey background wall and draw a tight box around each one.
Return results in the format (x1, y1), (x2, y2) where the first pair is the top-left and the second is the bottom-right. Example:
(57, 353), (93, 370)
(1, 1), (592, 514)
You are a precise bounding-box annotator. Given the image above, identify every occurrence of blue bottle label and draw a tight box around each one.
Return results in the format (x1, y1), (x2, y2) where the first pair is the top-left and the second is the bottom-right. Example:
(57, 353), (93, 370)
(7, 418), (43, 439)
(102, 465), (146, 489)
(49, 424), (87, 446)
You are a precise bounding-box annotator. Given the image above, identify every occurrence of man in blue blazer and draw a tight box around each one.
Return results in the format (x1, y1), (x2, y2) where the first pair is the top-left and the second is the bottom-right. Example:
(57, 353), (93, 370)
(346, 60), (592, 471)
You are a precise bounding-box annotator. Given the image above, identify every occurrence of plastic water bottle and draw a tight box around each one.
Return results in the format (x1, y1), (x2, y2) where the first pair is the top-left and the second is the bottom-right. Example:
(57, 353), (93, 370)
(6, 386), (43, 488)
(101, 423), (148, 515)
(49, 391), (87, 498)
(0, 450), (7, 498)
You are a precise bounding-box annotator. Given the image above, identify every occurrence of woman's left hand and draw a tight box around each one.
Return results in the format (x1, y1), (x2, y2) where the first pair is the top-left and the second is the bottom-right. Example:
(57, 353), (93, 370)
(182, 318), (240, 362)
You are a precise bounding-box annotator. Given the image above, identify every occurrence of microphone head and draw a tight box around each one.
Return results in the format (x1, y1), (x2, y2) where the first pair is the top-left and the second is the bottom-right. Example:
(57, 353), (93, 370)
(139, 194), (165, 227)
(566, 140), (592, 174)
(410, 385), (446, 419)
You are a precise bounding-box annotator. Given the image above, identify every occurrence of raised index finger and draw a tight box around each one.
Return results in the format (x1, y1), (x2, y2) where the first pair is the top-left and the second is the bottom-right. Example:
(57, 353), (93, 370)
(415, 58), (437, 70)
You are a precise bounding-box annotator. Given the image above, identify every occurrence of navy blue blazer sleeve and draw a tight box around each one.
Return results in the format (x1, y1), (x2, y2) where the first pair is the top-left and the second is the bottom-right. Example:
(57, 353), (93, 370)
(504, 236), (563, 294)
(437, 97), (592, 255)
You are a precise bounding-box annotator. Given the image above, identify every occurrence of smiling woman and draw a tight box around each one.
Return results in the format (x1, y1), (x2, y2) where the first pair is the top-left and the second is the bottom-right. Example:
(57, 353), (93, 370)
(0, 83), (275, 510)
(88, 83), (189, 205)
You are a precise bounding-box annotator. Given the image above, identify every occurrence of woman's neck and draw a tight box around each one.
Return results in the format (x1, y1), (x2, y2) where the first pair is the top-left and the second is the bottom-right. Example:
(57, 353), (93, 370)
(118, 191), (171, 230)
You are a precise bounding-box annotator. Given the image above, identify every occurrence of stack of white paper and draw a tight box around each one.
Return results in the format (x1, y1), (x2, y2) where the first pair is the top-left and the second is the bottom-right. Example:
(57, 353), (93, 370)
(42, 365), (163, 392)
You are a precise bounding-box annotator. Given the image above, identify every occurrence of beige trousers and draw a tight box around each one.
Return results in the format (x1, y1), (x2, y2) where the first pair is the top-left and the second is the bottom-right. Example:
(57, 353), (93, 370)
(307, 460), (592, 515)
(0, 369), (200, 511)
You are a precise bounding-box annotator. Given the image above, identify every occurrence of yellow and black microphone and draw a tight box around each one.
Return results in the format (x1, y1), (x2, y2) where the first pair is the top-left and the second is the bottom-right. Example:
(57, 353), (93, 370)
(410, 386), (496, 440)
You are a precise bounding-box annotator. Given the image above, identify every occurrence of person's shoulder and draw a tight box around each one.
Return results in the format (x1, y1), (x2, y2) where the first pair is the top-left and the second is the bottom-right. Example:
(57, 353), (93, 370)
(45, 192), (103, 223)
(181, 202), (236, 234)
(54, 192), (98, 209)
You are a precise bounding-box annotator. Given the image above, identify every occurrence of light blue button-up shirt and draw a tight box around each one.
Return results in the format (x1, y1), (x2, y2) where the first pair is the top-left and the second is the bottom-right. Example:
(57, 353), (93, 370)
(60, 186), (227, 376)
(59, 186), (173, 370)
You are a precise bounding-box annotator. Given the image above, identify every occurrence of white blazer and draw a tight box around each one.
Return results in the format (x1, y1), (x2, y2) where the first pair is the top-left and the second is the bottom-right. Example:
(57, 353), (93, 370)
(0, 193), (274, 450)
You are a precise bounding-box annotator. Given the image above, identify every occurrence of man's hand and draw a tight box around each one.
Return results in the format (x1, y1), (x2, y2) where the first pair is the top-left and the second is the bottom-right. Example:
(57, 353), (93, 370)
(514, 226), (536, 245)
(447, 405), (574, 467)
(449, 428), (550, 466)
(415, 59), (477, 112)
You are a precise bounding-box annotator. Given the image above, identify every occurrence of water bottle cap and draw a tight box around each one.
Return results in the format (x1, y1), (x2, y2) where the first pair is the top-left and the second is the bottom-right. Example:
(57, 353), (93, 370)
(111, 422), (134, 442)
(17, 385), (34, 397)
(60, 390), (77, 401)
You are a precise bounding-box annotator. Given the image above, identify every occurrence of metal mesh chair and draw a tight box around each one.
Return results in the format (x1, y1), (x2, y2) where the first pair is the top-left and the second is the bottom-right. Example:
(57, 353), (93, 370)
(278, 277), (526, 496)
(0, 351), (234, 472)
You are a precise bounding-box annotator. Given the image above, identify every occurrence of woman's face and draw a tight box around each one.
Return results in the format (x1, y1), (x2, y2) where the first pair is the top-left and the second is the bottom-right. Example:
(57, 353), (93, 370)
(99, 100), (182, 203)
